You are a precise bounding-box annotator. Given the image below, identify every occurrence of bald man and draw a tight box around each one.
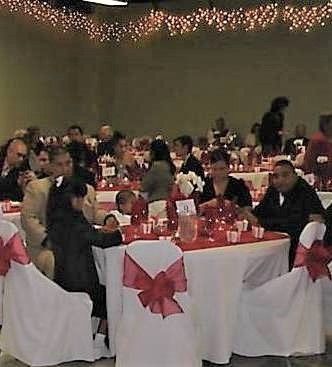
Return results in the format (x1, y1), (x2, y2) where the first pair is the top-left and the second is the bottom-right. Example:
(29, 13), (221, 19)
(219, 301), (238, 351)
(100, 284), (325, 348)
(0, 138), (36, 201)
(97, 124), (114, 157)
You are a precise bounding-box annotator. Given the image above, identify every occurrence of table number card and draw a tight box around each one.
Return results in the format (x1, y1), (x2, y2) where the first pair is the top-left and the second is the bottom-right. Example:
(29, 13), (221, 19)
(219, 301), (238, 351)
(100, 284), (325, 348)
(175, 199), (196, 215)
(102, 166), (116, 178)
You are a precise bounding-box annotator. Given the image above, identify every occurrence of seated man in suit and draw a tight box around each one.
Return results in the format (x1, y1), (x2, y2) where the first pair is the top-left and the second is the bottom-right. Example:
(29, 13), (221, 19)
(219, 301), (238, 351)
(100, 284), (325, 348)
(251, 160), (325, 268)
(173, 135), (205, 180)
(0, 138), (36, 201)
(21, 146), (107, 268)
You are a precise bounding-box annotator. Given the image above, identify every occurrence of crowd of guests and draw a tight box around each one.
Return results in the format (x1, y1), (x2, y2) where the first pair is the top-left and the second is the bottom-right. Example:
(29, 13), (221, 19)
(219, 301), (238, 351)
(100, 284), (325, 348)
(1, 100), (332, 350)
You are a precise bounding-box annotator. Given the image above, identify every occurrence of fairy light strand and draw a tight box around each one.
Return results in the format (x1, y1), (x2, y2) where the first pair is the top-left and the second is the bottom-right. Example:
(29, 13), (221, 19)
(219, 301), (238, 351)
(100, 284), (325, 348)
(0, 0), (331, 43)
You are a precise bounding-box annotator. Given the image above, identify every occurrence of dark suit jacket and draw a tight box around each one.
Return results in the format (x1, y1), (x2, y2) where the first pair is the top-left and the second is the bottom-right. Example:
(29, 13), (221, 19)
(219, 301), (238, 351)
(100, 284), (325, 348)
(0, 168), (24, 201)
(48, 211), (122, 317)
(180, 154), (205, 180)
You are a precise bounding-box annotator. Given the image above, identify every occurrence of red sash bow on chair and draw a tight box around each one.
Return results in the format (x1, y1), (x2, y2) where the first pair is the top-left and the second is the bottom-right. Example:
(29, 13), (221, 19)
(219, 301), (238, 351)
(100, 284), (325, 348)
(123, 253), (187, 318)
(0, 233), (30, 276)
(294, 240), (332, 282)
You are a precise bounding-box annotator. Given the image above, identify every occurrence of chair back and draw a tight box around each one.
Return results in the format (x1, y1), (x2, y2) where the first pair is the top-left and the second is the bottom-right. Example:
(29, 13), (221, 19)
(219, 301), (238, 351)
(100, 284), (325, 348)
(299, 222), (324, 249)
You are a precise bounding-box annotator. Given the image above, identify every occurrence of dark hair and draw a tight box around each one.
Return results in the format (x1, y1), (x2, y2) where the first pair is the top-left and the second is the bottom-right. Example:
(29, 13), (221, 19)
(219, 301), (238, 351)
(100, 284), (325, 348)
(112, 131), (126, 146)
(48, 146), (70, 163)
(150, 139), (176, 175)
(319, 114), (332, 134)
(47, 177), (87, 228)
(67, 141), (86, 165)
(68, 125), (83, 135)
(115, 190), (135, 211)
(174, 135), (194, 153)
(275, 159), (295, 172)
(103, 214), (119, 226)
(270, 97), (289, 113)
(210, 148), (230, 166)
(251, 123), (261, 134)
(33, 143), (48, 157)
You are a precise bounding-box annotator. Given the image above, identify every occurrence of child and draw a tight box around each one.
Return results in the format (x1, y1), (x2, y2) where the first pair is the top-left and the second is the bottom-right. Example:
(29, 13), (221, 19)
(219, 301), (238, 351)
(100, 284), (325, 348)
(110, 190), (136, 226)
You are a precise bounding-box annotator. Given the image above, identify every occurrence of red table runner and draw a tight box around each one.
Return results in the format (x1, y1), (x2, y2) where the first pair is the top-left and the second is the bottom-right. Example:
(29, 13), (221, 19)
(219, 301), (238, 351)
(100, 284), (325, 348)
(121, 225), (288, 252)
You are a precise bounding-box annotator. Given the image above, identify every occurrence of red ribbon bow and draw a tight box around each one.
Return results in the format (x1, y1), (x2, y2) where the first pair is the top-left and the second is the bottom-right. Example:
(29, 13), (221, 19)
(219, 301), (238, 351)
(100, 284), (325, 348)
(0, 233), (30, 276)
(123, 253), (187, 318)
(294, 240), (332, 282)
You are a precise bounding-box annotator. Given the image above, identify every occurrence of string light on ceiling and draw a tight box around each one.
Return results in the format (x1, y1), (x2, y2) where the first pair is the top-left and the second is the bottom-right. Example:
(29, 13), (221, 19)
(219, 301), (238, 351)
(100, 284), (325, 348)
(0, 0), (331, 43)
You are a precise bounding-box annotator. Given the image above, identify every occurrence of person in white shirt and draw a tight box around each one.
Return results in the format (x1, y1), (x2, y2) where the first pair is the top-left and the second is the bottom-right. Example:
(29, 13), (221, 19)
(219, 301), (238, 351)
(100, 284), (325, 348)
(110, 190), (136, 226)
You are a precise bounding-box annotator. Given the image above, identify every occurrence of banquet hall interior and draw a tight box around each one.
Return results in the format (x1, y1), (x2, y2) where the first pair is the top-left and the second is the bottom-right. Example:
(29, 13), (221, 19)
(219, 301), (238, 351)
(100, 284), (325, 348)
(0, 0), (332, 366)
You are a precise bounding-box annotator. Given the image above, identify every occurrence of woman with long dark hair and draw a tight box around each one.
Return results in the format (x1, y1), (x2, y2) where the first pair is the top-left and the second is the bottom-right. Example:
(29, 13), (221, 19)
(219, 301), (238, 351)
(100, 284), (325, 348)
(46, 177), (122, 349)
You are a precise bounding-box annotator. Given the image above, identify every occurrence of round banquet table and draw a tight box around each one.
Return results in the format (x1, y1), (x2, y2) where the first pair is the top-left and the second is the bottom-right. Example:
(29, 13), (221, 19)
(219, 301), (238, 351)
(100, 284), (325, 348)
(93, 233), (290, 364)
(230, 171), (270, 190)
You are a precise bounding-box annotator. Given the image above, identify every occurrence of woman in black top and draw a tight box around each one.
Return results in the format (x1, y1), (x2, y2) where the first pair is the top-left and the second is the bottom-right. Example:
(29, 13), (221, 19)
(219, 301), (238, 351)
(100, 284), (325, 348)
(47, 178), (122, 321)
(200, 148), (252, 211)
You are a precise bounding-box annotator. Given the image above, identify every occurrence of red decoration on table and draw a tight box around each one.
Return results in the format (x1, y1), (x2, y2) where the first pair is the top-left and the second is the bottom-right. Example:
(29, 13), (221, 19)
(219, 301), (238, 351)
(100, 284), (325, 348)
(294, 240), (332, 281)
(166, 185), (200, 230)
(131, 196), (148, 225)
(0, 233), (30, 276)
(176, 231), (288, 252)
(123, 253), (187, 318)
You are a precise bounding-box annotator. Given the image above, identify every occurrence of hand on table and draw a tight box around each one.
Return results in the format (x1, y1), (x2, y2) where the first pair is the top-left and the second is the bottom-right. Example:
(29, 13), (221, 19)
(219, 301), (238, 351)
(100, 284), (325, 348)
(309, 214), (325, 223)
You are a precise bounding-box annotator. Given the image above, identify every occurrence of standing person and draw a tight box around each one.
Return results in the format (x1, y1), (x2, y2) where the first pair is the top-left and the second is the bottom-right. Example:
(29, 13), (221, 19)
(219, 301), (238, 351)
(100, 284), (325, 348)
(173, 135), (205, 180)
(303, 114), (332, 177)
(260, 97), (289, 156)
(207, 117), (229, 145)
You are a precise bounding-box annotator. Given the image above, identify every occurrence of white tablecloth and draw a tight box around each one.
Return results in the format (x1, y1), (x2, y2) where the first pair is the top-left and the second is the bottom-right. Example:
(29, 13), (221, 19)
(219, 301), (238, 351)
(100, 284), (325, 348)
(96, 190), (139, 203)
(318, 192), (332, 209)
(93, 237), (290, 364)
(230, 171), (270, 190)
(3, 211), (25, 240)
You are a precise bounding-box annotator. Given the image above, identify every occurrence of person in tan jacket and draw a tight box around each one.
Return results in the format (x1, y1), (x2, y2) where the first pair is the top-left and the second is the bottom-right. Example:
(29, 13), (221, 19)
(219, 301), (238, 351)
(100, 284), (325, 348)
(21, 146), (106, 265)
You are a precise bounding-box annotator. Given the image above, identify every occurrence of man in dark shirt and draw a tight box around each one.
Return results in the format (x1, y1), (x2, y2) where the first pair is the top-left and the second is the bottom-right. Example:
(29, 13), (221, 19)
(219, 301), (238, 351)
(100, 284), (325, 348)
(173, 135), (205, 180)
(252, 160), (325, 268)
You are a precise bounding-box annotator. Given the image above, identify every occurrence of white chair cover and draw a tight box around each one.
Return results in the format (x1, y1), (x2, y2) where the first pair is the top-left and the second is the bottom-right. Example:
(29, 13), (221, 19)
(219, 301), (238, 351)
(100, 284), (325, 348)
(116, 240), (201, 367)
(234, 222), (327, 357)
(0, 220), (94, 366)
(322, 260), (332, 339)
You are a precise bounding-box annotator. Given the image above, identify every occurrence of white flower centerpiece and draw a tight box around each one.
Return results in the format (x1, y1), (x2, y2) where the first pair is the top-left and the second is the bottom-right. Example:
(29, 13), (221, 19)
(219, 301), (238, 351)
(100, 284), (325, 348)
(176, 171), (205, 198)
